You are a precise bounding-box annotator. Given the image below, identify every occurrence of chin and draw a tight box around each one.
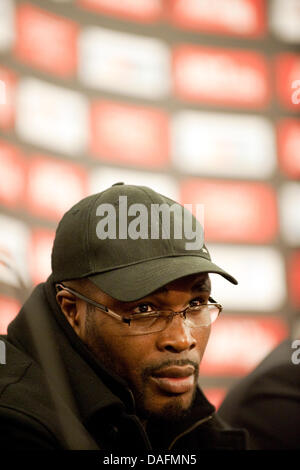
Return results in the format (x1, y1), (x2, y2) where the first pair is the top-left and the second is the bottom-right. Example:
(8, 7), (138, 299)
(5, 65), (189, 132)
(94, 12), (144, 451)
(139, 391), (195, 423)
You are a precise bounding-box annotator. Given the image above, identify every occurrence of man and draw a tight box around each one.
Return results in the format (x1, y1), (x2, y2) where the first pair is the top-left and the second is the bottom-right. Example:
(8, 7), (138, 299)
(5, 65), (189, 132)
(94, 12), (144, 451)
(0, 183), (247, 450)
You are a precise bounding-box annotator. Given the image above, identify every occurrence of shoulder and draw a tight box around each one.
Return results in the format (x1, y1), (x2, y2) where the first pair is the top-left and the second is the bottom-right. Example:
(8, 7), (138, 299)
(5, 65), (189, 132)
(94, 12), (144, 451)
(220, 342), (300, 414)
(218, 340), (300, 449)
(0, 337), (62, 449)
(0, 406), (61, 449)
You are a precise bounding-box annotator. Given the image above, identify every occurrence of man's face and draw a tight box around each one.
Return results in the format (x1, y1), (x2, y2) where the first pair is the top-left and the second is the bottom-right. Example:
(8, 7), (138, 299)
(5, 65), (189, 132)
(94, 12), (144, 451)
(65, 273), (211, 421)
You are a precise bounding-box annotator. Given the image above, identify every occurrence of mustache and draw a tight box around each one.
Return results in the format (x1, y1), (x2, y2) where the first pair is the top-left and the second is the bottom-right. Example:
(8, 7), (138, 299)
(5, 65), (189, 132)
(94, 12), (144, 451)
(142, 359), (199, 380)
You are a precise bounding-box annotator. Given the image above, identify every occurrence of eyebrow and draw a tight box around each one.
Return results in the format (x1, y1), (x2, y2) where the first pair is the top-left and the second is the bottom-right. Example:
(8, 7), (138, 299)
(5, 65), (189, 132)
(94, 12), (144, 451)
(192, 278), (211, 292)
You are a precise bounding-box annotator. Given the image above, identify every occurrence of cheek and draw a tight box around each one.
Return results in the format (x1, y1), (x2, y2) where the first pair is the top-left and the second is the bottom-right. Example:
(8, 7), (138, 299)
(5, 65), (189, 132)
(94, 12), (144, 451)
(196, 326), (211, 359)
(84, 314), (147, 382)
(104, 338), (144, 379)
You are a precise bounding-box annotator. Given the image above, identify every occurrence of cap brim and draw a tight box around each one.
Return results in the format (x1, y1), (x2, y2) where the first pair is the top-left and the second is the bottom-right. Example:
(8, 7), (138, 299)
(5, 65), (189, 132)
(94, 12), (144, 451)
(88, 256), (237, 301)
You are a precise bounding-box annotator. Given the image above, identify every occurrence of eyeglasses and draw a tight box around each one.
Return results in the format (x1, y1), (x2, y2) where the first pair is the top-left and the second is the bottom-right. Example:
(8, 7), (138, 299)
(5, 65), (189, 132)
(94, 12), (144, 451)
(56, 283), (222, 335)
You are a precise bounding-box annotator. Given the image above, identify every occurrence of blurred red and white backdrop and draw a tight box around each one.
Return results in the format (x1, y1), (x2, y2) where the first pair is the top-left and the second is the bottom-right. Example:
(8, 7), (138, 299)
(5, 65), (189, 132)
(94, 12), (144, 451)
(0, 0), (299, 409)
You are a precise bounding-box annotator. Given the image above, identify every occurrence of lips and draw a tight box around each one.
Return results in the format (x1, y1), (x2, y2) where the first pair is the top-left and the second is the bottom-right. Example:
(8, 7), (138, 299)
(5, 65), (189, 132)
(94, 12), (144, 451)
(152, 365), (195, 379)
(151, 365), (195, 394)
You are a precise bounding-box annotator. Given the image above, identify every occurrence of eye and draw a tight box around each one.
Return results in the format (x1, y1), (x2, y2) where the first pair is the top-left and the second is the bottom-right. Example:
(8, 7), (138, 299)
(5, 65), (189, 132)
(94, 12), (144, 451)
(189, 297), (207, 308)
(133, 303), (156, 314)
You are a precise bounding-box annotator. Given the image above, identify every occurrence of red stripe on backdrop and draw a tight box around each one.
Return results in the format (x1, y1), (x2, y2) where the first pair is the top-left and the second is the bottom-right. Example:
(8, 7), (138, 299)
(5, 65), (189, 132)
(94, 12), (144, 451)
(173, 45), (270, 108)
(277, 119), (300, 178)
(14, 3), (78, 77)
(90, 100), (170, 168)
(288, 252), (300, 308)
(0, 140), (26, 208)
(200, 315), (288, 376)
(77, 0), (163, 23)
(25, 155), (88, 221)
(180, 179), (278, 243)
(275, 53), (300, 111)
(168, 0), (266, 37)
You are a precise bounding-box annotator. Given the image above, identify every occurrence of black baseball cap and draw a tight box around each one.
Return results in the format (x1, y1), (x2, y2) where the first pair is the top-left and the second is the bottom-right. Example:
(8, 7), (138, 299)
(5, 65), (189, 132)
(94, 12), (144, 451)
(51, 183), (237, 301)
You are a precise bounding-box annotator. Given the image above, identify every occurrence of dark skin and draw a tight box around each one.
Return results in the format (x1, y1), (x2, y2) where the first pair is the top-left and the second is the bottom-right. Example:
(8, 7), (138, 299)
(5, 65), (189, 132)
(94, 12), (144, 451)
(56, 273), (212, 423)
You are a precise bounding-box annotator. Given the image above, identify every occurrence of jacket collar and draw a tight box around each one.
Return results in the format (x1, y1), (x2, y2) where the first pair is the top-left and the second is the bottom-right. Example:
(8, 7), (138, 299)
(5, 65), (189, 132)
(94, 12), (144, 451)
(146, 388), (215, 449)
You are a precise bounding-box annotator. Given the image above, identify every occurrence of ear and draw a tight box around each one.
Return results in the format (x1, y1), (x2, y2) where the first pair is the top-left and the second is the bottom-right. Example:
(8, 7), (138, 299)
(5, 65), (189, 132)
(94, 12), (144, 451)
(56, 289), (82, 334)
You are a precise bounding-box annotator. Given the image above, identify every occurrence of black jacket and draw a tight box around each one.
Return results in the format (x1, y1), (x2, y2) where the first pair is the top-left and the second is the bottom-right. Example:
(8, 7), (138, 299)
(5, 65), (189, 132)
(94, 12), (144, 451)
(219, 338), (300, 450)
(0, 277), (247, 451)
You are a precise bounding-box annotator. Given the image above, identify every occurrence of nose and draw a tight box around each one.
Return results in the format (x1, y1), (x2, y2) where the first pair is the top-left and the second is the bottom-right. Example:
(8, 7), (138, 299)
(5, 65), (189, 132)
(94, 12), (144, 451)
(156, 313), (197, 353)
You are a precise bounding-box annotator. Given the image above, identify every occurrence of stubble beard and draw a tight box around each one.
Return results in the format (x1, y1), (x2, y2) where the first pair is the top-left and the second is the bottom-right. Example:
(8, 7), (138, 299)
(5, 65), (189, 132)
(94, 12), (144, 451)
(133, 376), (198, 424)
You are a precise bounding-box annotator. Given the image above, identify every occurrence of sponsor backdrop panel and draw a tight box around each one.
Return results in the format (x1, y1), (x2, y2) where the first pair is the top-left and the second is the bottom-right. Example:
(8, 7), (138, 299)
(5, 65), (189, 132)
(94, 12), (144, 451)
(0, 0), (299, 405)
(0, 66), (17, 129)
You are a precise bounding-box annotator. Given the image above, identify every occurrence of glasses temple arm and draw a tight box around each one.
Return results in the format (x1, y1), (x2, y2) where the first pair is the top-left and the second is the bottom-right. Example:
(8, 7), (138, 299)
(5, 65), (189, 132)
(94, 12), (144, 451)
(56, 283), (109, 313)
